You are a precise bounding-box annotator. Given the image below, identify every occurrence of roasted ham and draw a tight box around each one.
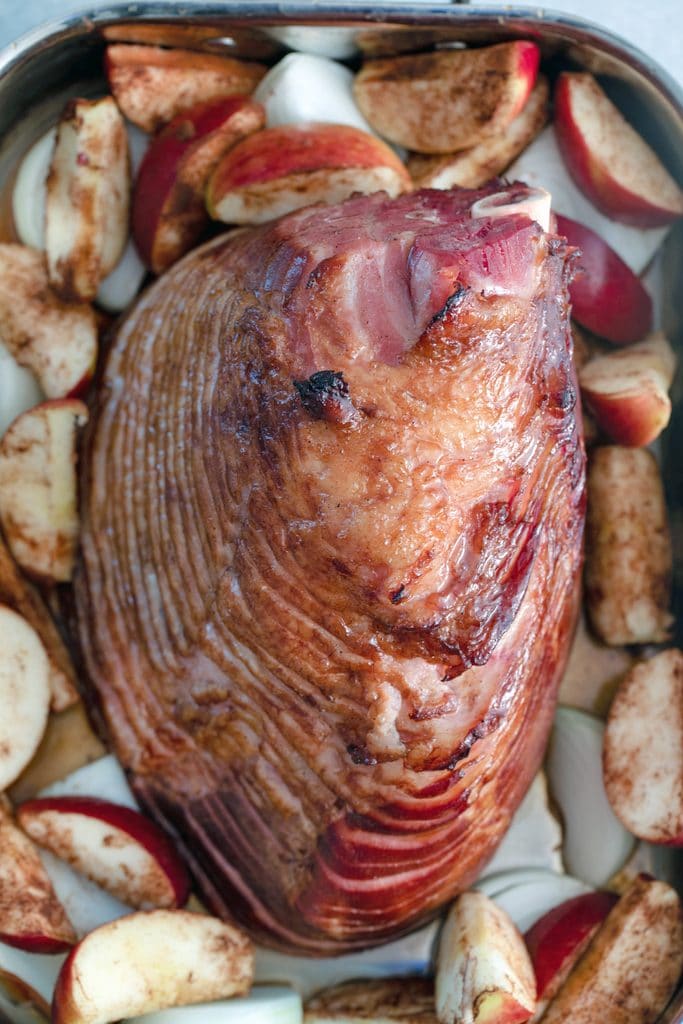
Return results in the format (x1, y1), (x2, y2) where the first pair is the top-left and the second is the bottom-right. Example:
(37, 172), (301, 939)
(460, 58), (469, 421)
(75, 185), (584, 953)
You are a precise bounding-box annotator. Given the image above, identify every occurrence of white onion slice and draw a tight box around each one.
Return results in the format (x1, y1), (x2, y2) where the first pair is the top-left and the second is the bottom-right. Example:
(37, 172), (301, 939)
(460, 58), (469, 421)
(546, 706), (634, 887)
(253, 54), (374, 135)
(475, 867), (563, 900)
(0, 339), (43, 438)
(493, 873), (591, 934)
(11, 128), (55, 250)
(263, 26), (359, 60)
(479, 771), (563, 878)
(95, 238), (147, 313)
(39, 753), (138, 810)
(254, 919), (436, 1000)
(132, 987), (302, 1024)
(0, 942), (65, 1005)
(471, 187), (551, 232)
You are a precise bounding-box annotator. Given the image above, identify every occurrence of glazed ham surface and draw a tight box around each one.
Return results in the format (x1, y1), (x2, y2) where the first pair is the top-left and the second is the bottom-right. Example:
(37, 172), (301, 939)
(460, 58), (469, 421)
(75, 186), (584, 953)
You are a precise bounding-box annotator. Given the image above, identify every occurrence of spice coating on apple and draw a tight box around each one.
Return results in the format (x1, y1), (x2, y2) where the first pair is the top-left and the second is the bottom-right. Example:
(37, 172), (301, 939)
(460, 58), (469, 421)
(354, 41), (539, 154)
(554, 72), (683, 228)
(206, 122), (412, 225)
(51, 910), (254, 1024)
(18, 796), (190, 911)
(133, 96), (265, 273)
(603, 649), (683, 846)
(105, 44), (266, 134)
(555, 215), (653, 345)
(0, 807), (76, 954)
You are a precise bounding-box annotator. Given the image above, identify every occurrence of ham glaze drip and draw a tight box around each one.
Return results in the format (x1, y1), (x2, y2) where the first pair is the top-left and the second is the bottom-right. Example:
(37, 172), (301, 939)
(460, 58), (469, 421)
(75, 186), (585, 953)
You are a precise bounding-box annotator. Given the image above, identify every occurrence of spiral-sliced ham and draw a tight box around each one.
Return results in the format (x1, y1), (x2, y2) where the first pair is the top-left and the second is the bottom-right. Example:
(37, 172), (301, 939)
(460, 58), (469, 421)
(75, 185), (584, 953)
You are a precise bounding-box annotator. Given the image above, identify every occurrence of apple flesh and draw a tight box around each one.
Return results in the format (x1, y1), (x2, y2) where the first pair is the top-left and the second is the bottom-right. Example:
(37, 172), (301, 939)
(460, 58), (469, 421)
(0, 531), (78, 712)
(0, 605), (50, 791)
(579, 331), (676, 447)
(435, 891), (536, 1024)
(51, 910), (254, 1024)
(0, 339), (43, 439)
(0, 806), (75, 953)
(207, 122), (412, 225)
(555, 215), (652, 345)
(45, 97), (129, 303)
(539, 876), (683, 1023)
(105, 44), (266, 134)
(0, 399), (88, 584)
(353, 41), (539, 154)
(0, 245), (97, 399)
(18, 796), (190, 911)
(133, 96), (264, 273)
(603, 648), (683, 845)
(525, 891), (618, 1004)
(408, 75), (549, 189)
(584, 446), (672, 645)
(554, 72), (683, 228)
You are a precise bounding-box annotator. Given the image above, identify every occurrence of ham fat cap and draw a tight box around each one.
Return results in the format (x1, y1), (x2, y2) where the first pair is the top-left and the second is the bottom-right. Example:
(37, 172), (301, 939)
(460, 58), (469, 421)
(75, 185), (584, 953)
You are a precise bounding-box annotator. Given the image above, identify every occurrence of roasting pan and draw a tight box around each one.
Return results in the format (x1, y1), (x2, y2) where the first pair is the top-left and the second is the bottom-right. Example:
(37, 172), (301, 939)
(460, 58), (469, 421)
(0, 2), (682, 1019)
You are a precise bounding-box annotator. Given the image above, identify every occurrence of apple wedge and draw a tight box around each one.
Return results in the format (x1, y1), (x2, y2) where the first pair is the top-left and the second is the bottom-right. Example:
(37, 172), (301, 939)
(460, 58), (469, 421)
(105, 45), (266, 134)
(539, 876), (683, 1023)
(51, 910), (254, 1024)
(305, 978), (436, 1022)
(133, 96), (264, 273)
(0, 806), (75, 953)
(353, 41), (539, 154)
(584, 446), (672, 645)
(0, 339), (43, 439)
(207, 122), (412, 225)
(0, 531), (78, 712)
(0, 245), (97, 399)
(18, 796), (190, 911)
(435, 891), (536, 1024)
(554, 72), (683, 228)
(408, 75), (549, 189)
(555, 215), (653, 345)
(603, 649), (683, 845)
(524, 892), (618, 1005)
(0, 605), (50, 791)
(0, 400), (88, 583)
(45, 97), (129, 303)
(579, 331), (676, 447)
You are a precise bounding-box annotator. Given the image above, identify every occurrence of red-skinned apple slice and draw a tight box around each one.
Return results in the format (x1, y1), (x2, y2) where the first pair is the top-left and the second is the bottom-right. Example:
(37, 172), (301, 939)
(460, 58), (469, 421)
(0, 531), (78, 712)
(206, 122), (412, 225)
(105, 45), (266, 134)
(539, 876), (683, 1024)
(353, 41), (539, 154)
(0, 400), (88, 584)
(18, 796), (190, 911)
(579, 331), (676, 447)
(133, 96), (264, 273)
(0, 246), (97, 399)
(51, 910), (254, 1024)
(45, 97), (129, 303)
(554, 72), (683, 228)
(408, 75), (549, 189)
(435, 891), (536, 1024)
(603, 649), (683, 845)
(555, 214), (653, 344)
(524, 891), (618, 1004)
(0, 605), (50, 791)
(0, 806), (75, 954)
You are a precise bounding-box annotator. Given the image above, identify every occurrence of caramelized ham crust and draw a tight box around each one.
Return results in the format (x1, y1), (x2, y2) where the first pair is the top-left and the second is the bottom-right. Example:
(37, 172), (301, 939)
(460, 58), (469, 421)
(75, 186), (584, 953)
